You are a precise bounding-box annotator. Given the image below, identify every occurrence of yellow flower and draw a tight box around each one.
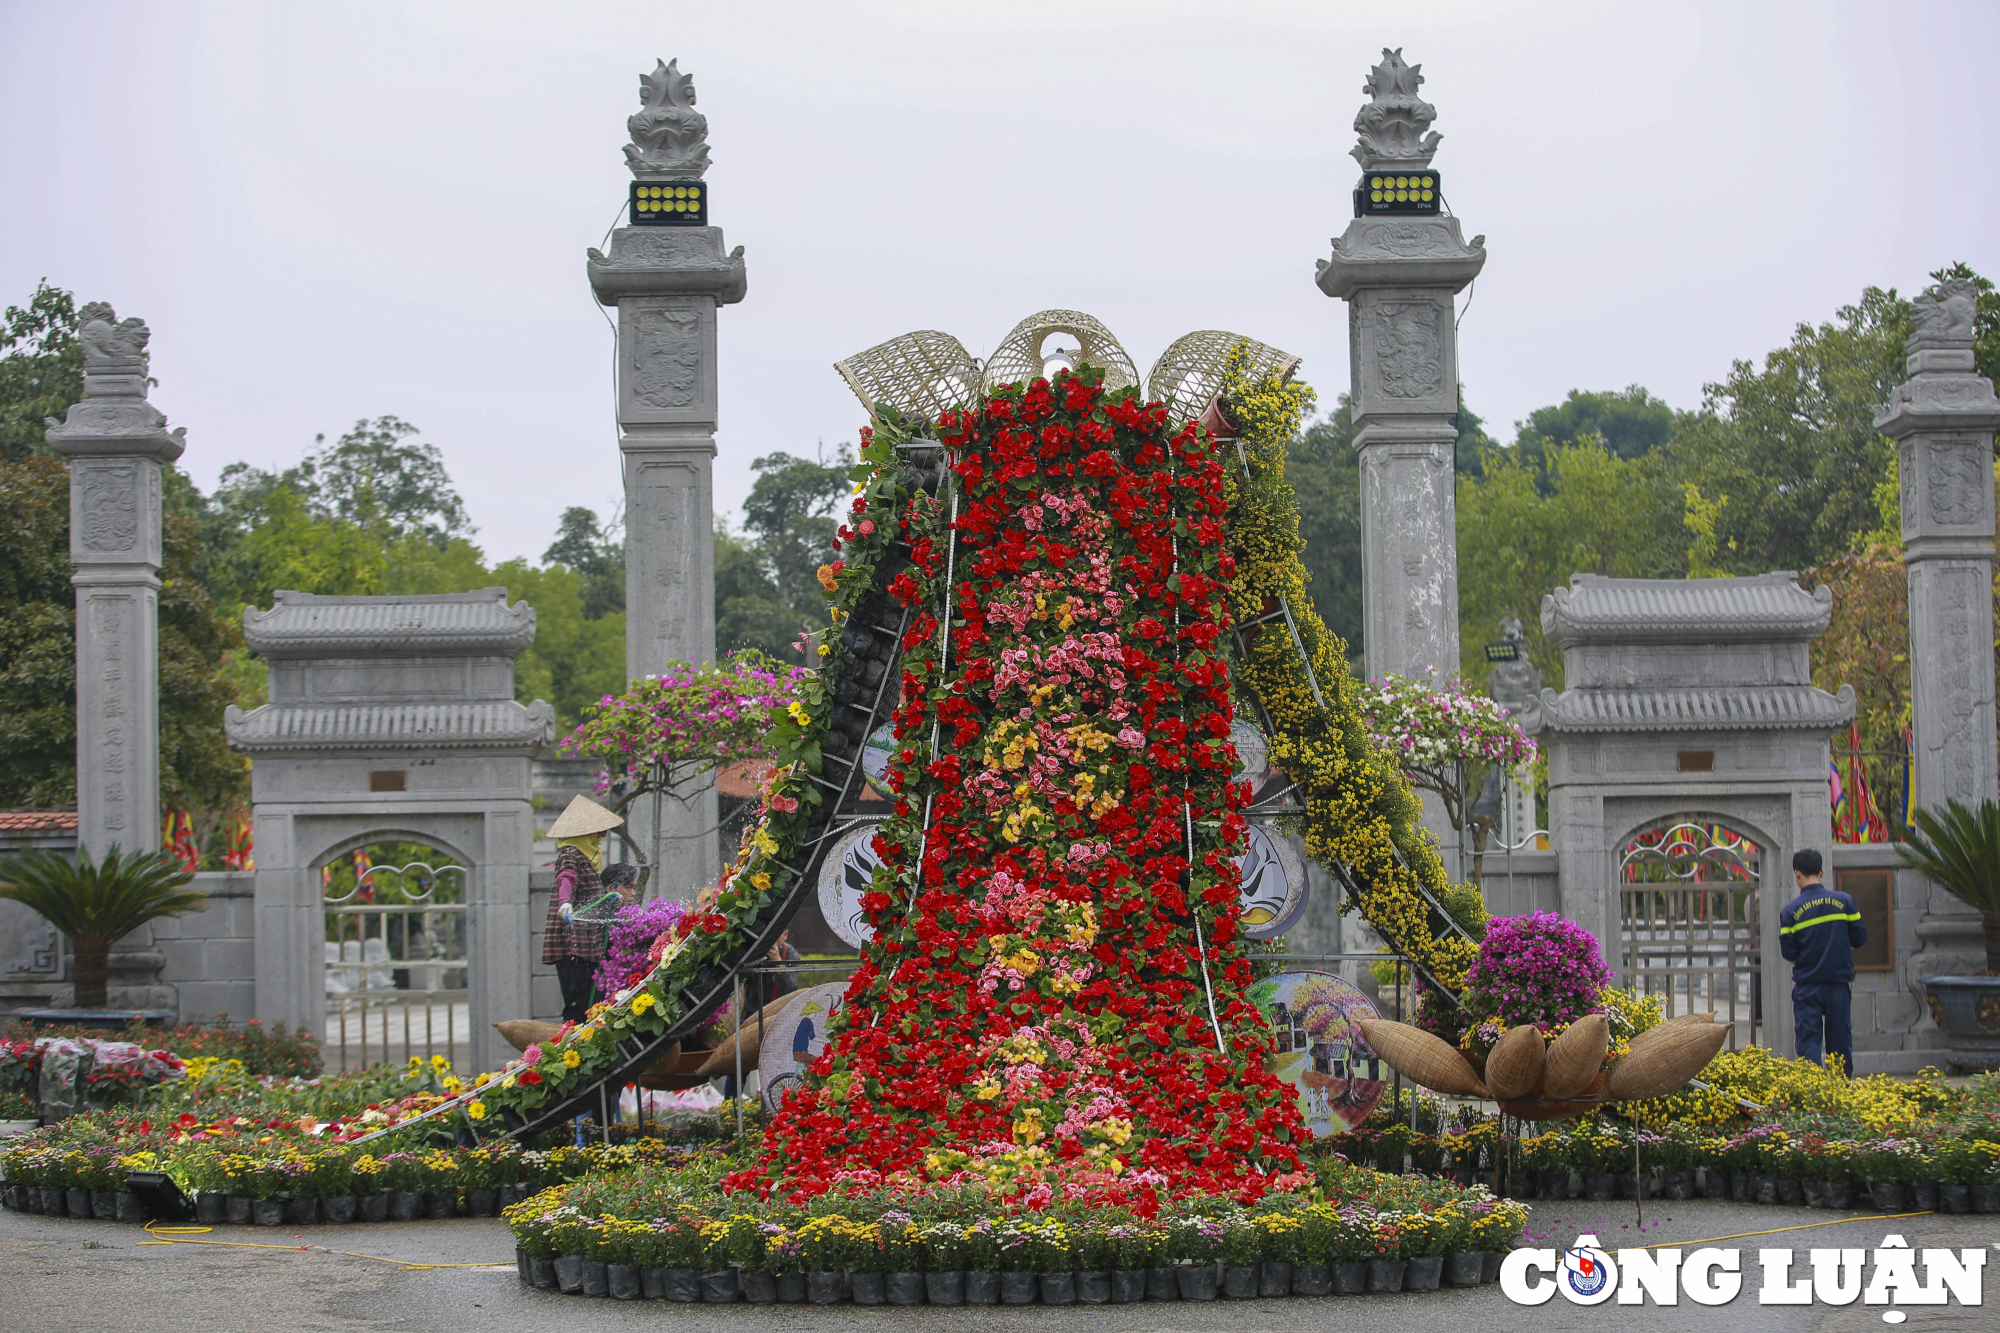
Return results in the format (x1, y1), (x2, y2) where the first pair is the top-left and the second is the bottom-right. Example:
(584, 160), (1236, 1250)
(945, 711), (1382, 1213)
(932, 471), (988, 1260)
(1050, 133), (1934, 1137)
(787, 701), (811, 725)
(562, 1049), (581, 1069)
(751, 872), (772, 891)
(817, 643), (831, 658)
(466, 1100), (486, 1120)
(631, 992), (656, 1014)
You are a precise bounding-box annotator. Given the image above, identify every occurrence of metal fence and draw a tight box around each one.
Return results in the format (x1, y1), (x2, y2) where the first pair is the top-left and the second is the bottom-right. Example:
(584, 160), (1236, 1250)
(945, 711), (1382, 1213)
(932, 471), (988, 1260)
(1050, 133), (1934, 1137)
(324, 861), (469, 1073)
(1618, 822), (1762, 1049)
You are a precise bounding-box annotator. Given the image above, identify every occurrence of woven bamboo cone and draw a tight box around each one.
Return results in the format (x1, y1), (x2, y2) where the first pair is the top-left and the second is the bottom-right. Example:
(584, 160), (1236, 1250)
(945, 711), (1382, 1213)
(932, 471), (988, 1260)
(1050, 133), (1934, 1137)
(1665, 1011), (1716, 1027)
(1484, 1024), (1548, 1100)
(1542, 1014), (1610, 1100)
(1355, 1019), (1485, 1097)
(1606, 1021), (1732, 1101)
(1500, 1071), (1610, 1121)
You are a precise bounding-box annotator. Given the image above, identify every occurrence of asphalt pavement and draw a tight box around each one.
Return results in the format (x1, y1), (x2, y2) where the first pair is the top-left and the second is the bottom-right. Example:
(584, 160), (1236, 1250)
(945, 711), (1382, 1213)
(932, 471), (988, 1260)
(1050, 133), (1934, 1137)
(2, 1197), (1995, 1333)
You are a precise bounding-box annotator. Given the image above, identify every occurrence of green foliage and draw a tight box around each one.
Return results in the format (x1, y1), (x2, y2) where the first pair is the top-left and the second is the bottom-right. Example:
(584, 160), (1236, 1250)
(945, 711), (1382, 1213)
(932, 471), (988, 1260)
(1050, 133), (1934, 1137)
(1515, 385), (1677, 476)
(0, 845), (206, 1008)
(1455, 436), (1684, 687)
(714, 522), (800, 660)
(542, 506), (624, 620)
(720, 448), (853, 666)
(0, 454), (79, 806)
(491, 559), (625, 729)
(1898, 799), (2000, 971)
(0, 280), (82, 463)
(1285, 399), (1365, 659)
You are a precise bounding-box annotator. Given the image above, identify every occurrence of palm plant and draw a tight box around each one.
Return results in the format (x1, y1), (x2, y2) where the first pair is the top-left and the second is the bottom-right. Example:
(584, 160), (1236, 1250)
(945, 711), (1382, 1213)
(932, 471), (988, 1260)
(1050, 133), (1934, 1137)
(1898, 798), (2000, 974)
(0, 845), (206, 1009)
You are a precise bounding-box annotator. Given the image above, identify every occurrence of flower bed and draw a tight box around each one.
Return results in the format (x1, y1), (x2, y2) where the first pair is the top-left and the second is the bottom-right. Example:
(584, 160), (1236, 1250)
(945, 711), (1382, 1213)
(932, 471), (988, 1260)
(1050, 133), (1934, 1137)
(501, 1156), (1530, 1304)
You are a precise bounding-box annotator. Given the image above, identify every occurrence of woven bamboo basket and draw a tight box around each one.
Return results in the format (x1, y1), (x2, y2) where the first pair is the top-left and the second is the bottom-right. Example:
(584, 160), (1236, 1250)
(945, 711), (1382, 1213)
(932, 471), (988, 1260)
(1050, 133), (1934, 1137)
(1355, 1019), (1485, 1096)
(1542, 1014), (1610, 1100)
(1605, 1021), (1733, 1101)
(1500, 1071), (1610, 1121)
(1484, 1024), (1548, 1100)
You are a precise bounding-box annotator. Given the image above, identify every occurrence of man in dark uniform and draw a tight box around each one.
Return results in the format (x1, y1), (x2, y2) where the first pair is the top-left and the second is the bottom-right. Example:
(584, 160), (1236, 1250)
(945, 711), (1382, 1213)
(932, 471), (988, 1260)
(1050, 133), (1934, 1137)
(1779, 848), (1867, 1073)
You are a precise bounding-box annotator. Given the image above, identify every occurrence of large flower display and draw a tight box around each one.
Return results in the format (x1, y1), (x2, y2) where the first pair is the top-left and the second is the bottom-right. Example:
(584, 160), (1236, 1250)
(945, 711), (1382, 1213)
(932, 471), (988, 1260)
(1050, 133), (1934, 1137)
(746, 367), (1310, 1200)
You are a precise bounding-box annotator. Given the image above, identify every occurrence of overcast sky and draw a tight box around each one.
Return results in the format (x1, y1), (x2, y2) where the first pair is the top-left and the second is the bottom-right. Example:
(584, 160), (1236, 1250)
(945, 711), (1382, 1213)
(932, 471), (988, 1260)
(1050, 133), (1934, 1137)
(4, 1), (1995, 564)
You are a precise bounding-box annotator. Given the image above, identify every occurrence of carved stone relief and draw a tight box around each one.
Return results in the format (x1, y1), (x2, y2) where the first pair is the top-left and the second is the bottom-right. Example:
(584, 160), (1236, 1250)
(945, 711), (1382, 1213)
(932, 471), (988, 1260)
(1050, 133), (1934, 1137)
(611, 229), (721, 266)
(1926, 441), (1986, 526)
(1371, 301), (1445, 399)
(79, 462), (141, 552)
(630, 308), (702, 409)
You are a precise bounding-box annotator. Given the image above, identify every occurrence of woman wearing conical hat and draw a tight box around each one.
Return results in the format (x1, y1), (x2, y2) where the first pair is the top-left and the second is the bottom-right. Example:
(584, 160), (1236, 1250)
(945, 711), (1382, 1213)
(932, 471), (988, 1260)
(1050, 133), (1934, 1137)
(542, 795), (624, 1023)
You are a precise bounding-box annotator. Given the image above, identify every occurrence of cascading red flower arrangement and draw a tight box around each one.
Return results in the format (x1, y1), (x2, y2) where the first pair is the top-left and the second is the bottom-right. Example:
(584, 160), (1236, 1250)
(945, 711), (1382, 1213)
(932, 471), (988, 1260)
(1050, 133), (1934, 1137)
(741, 366), (1308, 1204)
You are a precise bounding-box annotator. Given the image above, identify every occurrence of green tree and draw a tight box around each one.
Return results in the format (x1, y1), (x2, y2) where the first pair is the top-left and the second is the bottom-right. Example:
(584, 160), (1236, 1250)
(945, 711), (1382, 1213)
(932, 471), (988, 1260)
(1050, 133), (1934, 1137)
(491, 558), (625, 730)
(0, 455), (80, 806)
(1285, 397), (1365, 658)
(1456, 437), (1686, 687)
(714, 522), (799, 660)
(542, 505), (625, 620)
(722, 448), (852, 665)
(1516, 384), (1677, 471)
(0, 281), (82, 462)
(0, 846), (207, 1009)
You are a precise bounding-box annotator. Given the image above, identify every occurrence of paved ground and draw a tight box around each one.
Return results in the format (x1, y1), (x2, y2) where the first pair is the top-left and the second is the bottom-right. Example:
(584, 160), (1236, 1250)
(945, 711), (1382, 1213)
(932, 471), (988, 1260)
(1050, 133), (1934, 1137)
(2, 1199), (1995, 1332)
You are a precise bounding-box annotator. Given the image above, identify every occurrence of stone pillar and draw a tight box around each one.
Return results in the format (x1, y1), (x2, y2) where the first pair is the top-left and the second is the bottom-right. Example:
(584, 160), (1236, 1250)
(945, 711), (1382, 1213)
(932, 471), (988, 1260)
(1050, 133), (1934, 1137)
(1317, 50), (1484, 860)
(45, 305), (185, 858)
(1876, 276), (2000, 990)
(587, 59), (747, 898)
(1316, 49), (1484, 687)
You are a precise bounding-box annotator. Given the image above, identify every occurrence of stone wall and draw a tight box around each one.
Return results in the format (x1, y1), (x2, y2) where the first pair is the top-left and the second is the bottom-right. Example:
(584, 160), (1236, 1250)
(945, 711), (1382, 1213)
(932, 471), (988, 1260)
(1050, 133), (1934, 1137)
(150, 872), (258, 1023)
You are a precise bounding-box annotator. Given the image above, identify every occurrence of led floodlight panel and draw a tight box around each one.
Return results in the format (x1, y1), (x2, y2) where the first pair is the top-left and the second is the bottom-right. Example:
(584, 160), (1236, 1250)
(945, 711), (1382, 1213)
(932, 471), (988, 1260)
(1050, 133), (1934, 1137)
(1353, 171), (1440, 217)
(631, 181), (707, 226)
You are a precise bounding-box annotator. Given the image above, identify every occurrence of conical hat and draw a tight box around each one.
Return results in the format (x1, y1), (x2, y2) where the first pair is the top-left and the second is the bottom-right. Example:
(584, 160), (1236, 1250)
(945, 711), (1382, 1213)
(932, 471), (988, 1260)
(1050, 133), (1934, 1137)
(546, 795), (623, 839)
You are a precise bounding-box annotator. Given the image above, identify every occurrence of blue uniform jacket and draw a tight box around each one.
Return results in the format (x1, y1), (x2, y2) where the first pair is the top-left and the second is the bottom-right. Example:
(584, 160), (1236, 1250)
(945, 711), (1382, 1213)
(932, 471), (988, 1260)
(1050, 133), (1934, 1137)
(1778, 883), (1867, 986)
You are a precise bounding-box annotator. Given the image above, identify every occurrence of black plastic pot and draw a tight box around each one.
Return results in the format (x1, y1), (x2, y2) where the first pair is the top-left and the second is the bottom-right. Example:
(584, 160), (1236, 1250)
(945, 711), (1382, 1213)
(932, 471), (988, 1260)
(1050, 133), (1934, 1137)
(926, 1270), (965, 1305)
(1802, 1178), (1827, 1208)
(1755, 1176), (1780, 1205)
(283, 1196), (318, 1226)
(1366, 1258), (1407, 1292)
(39, 1187), (64, 1216)
(1777, 1178), (1803, 1207)
(1911, 1181), (1940, 1211)
(1259, 1260), (1292, 1297)
(1869, 1180), (1909, 1211)
(24, 1186), (43, 1213)
(1146, 1266), (1180, 1300)
(1700, 1170), (1727, 1199)
(389, 1191), (420, 1221)
(1000, 1271), (1036, 1304)
(806, 1270), (844, 1304)
(1586, 1173), (1615, 1202)
(322, 1196), (356, 1225)
(1825, 1180), (1855, 1209)
(776, 1272), (807, 1303)
(1730, 1173), (1751, 1202)
(742, 1271), (778, 1303)
(1294, 1261), (1332, 1296)
(514, 1247), (529, 1284)
(701, 1269), (739, 1303)
(851, 1271), (885, 1306)
(1941, 1184), (1972, 1214)
(607, 1264), (641, 1300)
(1481, 1252), (1504, 1285)
(1112, 1269), (1147, 1302)
(1446, 1252), (1483, 1287)
(664, 1268), (701, 1302)
(228, 1195), (253, 1225)
(1040, 1271), (1075, 1304)
(422, 1191), (456, 1220)
(639, 1266), (667, 1299)
(885, 1271), (923, 1305)
(530, 1257), (556, 1290)
(1078, 1270), (1111, 1303)
(554, 1255), (583, 1293)
(1223, 1265), (1257, 1299)
(1406, 1256), (1443, 1291)
(580, 1260), (608, 1297)
(358, 1193), (387, 1223)
(1541, 1170), (1569, 1200)
(1335, 1260), (1369, 1294)
(1665, 1171), (1696, 1200)
(965, 1271), (999, 1304)
(1177, 1264), (1218, 1300)
(465, 1189), (498, 1218)
(253, 1198), (285, 1227)
(114, 1191), (140, 1222)
(66, 1189), (92, 1218)
(1973, 1184), (2000, 1213)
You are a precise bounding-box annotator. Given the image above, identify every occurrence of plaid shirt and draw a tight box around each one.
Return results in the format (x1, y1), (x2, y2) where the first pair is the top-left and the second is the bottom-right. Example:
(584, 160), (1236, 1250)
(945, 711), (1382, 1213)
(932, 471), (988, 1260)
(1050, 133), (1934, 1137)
(540, 845), (607, 964)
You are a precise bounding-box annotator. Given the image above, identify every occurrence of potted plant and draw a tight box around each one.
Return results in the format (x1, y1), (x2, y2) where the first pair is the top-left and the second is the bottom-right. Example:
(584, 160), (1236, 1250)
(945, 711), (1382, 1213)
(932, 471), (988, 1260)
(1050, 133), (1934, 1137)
(1220, 1215), (1261, 1299)
(798, 1215), (848, 1305)
(1168, 1215), (1222, 1301)
(878, 1210), (923, 1306)
(762, 1220), (805, 1303)
(1075, 1216), (1114, 1304)
(0, 1090), (37, 1137)
(962, 1217), (1001, 1305)
(0, 845), (207, 1010)
(920, 1219), (965, 1305)
(1107, 1221), (1157, 1302)
(1030, 1218), (1076, 1305)
(995, 1220), (1038, 1305)
(1900, 799), (2000, 1071)
(1291, 1206), (1335, 1296)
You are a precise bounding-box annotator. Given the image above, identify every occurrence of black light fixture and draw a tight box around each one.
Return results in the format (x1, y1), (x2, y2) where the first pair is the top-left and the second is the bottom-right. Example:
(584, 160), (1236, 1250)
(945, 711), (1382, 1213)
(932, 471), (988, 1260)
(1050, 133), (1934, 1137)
(1353, 170), (1441, 218)
(630, 180), (707, 226)
(125, 1170), (196, 1222)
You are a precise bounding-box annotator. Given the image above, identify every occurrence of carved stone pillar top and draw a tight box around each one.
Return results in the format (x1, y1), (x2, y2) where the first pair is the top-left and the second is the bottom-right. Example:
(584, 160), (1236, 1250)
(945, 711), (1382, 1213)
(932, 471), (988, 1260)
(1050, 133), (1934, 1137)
(1874, 278), (2000, 441)
(1316, 217), (1486, 300)
(43, 304), (186, 463)
(588, 226), (747, 305)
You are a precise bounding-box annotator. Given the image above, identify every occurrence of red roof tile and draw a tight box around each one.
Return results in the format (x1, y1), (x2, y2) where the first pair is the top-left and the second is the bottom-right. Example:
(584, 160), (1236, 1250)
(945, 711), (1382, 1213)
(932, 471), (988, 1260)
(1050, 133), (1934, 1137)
(0, 811), (79, 832)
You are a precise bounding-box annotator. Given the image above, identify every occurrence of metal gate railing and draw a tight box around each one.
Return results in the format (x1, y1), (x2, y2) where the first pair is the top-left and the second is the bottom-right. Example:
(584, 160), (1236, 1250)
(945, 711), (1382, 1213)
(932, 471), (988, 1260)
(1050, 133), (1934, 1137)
(1618, 821), (1761, 1049)
(324, 861), (469, 1073)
